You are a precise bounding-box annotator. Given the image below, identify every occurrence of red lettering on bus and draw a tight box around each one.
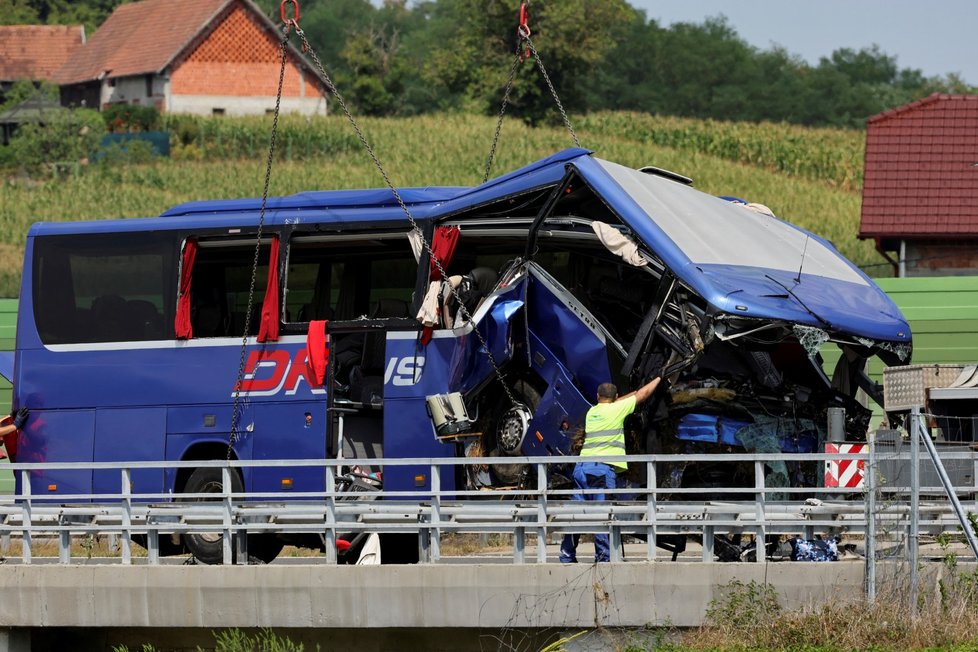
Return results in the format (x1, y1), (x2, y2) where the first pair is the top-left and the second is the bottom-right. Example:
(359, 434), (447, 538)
(237, 349), (291, 393)
(283, 348), (318, 394)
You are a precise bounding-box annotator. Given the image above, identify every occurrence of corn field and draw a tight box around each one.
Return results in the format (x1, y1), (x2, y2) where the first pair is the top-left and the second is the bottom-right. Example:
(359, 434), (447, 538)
(0, 112), (876, 297)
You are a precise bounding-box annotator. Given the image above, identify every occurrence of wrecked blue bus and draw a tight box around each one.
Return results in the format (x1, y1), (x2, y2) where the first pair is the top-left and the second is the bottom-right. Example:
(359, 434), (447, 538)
(3, 148), (911, 562)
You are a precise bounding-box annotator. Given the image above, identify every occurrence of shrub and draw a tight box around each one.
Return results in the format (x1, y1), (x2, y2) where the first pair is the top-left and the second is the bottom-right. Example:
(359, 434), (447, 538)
(7, 107), (105, 176)
(103, 104), (161, 133)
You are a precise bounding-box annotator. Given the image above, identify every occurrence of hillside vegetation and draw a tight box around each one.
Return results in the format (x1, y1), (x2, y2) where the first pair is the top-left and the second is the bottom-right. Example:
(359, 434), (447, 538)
(0, 112), (877, 297)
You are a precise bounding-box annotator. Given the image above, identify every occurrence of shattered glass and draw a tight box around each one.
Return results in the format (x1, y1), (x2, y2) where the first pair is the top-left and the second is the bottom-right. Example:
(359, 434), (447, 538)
(793, 325), (830, 359)
(856, 336), (911, 362)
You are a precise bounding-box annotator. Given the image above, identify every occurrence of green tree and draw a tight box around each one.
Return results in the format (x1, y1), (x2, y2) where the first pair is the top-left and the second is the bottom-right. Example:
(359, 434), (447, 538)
(8, 107), (105, 175)
(0, 0), (40, 24)
(421, 0), (637, 125)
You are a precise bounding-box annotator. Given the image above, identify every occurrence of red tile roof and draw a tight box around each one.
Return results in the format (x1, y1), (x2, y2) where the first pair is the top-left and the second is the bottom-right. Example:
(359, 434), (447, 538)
(0, 25), (85, 82)
(860, 94), (978, 239)
(56, 0), (232, 84)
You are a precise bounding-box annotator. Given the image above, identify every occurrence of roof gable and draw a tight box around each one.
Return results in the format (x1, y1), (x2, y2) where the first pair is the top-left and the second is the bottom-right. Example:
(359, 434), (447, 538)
(860, 94), (978, 239)
(56, 0), (232, 84)
(0, 25), (85, 82)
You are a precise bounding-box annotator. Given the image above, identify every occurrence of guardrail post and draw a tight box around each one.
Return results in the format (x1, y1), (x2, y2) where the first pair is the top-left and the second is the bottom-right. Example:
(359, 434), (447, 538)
(536, 463), (547, 563)
(865, 430), (877, 603)
(20, 470), (31, 565)
(121, 468), (132, 565)
(514, 526), (525, 564)
(58, 522), (70, 564)
(754, 459), (766, 563)
(324, 465), (336, 564)
(222, 466), (233, 565)
(909, 407), (920, 618)
(702, 525), (713, 562)
(646, 461), (657, 561)
(430, 464), (441, 562)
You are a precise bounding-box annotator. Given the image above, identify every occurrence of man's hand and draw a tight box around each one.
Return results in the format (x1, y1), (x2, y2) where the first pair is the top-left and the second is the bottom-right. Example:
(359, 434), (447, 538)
(633, 376), (661, 405)
(11, 408), (28, 430)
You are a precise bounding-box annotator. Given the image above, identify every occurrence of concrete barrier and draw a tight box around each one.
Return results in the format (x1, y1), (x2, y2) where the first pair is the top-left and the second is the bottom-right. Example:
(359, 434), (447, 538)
(0, 562), (865, 630)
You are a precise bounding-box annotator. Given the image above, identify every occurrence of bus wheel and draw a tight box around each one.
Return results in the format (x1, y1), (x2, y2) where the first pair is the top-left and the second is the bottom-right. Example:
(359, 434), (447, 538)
(181, 466), (242, 565)
(488, 380), (541, 487)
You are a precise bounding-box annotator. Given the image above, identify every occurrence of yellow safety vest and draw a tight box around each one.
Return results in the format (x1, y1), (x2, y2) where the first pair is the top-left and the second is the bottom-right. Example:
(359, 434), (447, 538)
(580, 396), (636, 471)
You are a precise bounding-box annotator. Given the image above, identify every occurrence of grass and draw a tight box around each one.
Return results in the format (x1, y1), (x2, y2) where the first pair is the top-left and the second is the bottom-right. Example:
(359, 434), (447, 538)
(0, 111), (877, 297)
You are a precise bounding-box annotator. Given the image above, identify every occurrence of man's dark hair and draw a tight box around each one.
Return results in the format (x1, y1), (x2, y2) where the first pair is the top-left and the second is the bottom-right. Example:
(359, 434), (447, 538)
(597, 383), (617, 400)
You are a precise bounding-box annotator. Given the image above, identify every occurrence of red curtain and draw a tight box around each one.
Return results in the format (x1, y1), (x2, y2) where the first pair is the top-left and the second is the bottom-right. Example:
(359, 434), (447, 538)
(420, 226), (461, 345)
(257, 236), (280, 343)
(174, 239), (197, 339)
(428, 225), (460, 282)
(306, 319), (329, 386)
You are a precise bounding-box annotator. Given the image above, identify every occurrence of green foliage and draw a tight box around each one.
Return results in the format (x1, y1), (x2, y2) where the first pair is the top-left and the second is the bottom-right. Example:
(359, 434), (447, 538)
(6, 107), (105, 175)
(159, 114), (360, 161)
(102, 104), (161, 133)
(0, 0), (40, 24)
(0, 111), (880, 298)
(704, 579), (782, 635)
(577, 112), (865, 192)
(0, 79), (59, 112)
(97, 139), (159, 167)
(6, 0), (975, 126)
(0, 0), (135, 36)
(209, 628), (305, 652)
(112, 628), (311, 652)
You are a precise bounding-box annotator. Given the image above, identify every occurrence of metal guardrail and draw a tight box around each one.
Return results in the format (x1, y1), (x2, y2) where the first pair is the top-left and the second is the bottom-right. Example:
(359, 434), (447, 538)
(0, 450), (976, 567)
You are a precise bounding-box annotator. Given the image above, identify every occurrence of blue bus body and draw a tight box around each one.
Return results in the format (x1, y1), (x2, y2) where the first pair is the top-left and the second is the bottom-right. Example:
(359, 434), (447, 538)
(8, 148), (909, 558)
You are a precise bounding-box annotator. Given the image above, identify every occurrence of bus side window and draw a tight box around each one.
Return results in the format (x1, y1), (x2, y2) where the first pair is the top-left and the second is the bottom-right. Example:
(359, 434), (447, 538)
(32, 233), (176, 344)
(191, 239), (272, 338)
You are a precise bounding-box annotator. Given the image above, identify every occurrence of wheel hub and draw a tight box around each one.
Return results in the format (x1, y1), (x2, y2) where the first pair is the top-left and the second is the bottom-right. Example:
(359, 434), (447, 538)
(497, 402), (532, 455)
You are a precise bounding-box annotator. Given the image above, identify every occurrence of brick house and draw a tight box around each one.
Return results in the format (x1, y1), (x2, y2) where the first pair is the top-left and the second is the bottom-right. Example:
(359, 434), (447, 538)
(859, 94), (978, 277)
(56, 0), (327, 116)
(0, 25), (85, 101)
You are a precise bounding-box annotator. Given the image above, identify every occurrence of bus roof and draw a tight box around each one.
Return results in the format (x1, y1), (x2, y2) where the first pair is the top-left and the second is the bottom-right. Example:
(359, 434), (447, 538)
(27, 148), (590, 237)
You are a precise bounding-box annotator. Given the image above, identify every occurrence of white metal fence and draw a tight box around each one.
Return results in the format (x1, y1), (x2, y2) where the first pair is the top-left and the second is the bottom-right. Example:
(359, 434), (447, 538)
(0, 423), (974, 592)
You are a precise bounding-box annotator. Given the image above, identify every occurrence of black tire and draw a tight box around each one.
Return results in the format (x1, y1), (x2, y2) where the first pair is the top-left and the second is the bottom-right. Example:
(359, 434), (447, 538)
(486, 379), (542, 487)
(181, 467), (238, 565)
(180, 467), (284, 565)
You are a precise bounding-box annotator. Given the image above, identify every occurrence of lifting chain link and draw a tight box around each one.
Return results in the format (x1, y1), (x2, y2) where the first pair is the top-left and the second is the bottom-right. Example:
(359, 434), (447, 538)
(483, 1), (581, 183)
(227, 27), (291, 459)
(291, 25), (521, 410)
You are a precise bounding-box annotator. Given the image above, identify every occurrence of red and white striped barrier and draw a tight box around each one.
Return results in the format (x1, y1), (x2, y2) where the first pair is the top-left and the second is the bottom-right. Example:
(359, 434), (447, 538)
(824, 442), (866, 488)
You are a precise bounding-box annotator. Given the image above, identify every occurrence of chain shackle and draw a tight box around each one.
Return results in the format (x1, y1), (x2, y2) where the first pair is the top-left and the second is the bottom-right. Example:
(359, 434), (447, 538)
(517, 2), (531, 60)
(280, 0), (300, 32)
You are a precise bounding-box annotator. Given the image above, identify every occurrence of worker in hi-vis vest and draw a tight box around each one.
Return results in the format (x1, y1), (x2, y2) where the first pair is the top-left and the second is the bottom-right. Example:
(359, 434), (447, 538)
(560, 375), (661, 563)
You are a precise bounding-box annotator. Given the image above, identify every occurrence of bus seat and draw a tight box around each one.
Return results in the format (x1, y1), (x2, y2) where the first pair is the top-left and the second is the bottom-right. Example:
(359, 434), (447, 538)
(91, 294), (129, 340)
(126, 300), (163, 339)
(348, 299), (410, 405)
(194, 305), (224, 337)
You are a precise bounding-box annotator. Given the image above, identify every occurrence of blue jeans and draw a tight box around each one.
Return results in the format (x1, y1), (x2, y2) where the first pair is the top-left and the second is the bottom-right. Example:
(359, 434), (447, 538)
(560, 462), (620, 563)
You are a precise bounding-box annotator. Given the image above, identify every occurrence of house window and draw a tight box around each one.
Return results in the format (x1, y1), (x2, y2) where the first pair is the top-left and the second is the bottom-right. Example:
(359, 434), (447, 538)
(212, 108), (225, 116)
(145, 74), (153, 97)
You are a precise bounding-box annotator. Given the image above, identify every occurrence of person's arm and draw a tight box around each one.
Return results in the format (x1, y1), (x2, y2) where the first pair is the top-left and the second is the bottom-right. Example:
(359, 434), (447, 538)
(0, 424), (14, 438)
(617, 376), (661, 406)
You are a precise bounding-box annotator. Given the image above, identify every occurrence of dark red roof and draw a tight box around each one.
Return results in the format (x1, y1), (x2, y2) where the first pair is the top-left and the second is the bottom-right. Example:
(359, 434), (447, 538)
(860, 94), (978, 239)
(56, 0), (230, 84)
(0, 25), (85, 82)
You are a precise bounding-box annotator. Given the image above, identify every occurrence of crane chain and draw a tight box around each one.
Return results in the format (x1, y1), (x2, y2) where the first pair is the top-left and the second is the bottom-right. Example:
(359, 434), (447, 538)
(524, 33), (581, 148)
(291, 27), (521, 410)
(482, 20), (581, 183)
(483, 51), (523, 184)
(227, 28), (291, 458)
